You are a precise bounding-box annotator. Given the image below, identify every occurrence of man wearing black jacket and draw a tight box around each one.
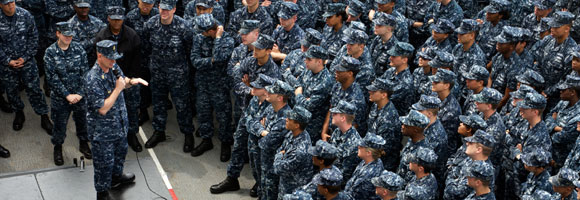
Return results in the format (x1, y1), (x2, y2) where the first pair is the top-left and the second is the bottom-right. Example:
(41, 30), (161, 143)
(95, 6), (143, 152)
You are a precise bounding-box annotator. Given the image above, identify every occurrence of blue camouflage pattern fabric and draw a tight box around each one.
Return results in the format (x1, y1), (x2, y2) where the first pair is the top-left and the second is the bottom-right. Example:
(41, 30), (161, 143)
(234, 56), (281, 107)
(297, 165), (341, 199)
(510, 119), (553, 165)
(89, 0), (122, 22)
(452, 41), (486, 102)
(490, 51), (522, 93)
(379, 67), (415, 116)
(84, 61), (129, 192)
(0, 6), (49, 115)
(438, 93), (462, 156)
(482, 111), (506, 168)
(227, 5), (275, 41)
(521, 168), (554, 196)
(423, 119), (448, 188)
(384, 10), (409, 43)
(184, 0), (226, 25)
(243, 96), (271, 185)
(424, 0), (464, 27)
(369, 23), (399, 77)
(367, 100), (402, 171)
(564, 131), (580, 171)
(321, 23), (347, 60)
(398, 138), (430, 182)
(476, 20), (508, 61)
(401, 172), (439, 200)
(228, 42), (253, 85)
(68, 14), (107, 64)
(329, 126), (363, 185)
(552, 115), (580, 166)
(344, 158), (384, 200)
(272, 24), (304, 54)
(464, 192), (497, 200)
(406, 0), (433, 34)
(329, 80), (367, 135)
(533, 35), (578, 98)
(44, 0), (75, 40)
(273, 130), (313, 199)
(44, 41), (89, 145)
(143, 14), (195, 134)
(330, 46), (375, 99)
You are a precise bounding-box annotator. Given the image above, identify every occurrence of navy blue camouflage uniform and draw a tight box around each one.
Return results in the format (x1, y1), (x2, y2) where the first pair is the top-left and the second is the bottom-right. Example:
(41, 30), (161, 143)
(379, 42), (416, 116)
(328, 100), (363, 185)
(344, 133), (385, 200)
(397, 110), (430, 182)
(227, 4), (275, 43)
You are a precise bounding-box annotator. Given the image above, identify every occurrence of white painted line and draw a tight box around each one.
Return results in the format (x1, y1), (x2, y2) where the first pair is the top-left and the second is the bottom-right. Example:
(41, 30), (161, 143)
(138, 127), (178, 200)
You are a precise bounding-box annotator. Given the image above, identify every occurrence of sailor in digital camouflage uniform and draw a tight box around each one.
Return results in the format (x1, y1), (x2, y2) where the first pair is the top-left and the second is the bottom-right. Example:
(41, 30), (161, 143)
(184, 0), (225, 25)
(370, 0), (409, 43)
(549, 167), (579, 200)
(321, 3), (348, 61)
(85, 40), (148, 200)
(472, 87), (506, 168)
(314, 166), (352, 200)
(290, 46), (333, 143)
(415, 19), (455, 62)
(422, 0), (464, 28)
(44, 0), (75, 42)
(369, 12), (398, 77)
(372, 170), (406, 200)
(464, 161), (496, 200)
(452, 19), (486, 102)
(428, 51), (460, 98)
(344, 133), (385, 200)
(44, 22), (91, 166)
(141, 0), (195, 150)
(489, 26), (523, 109)
(413, 47), (437, 97)
(513, 93), (553, 159)
(400, 146), (438, 200)
(430, 69), (462, 156)
(281, 28), (323, 82)
(515, 28), (536, 69)
(298, 140), (340, 199)
(271, 2), (304, 60)
(521, 0), (555, 37)
(475, 0), (511, 61)
(446, 115), (487, 180)
(366, 78), (401, 171)
(520, 147), (554, 197)
(68, 0), (107, 66)
(327, 100), (363, 186)
(227, 0), (275, 42)
(564, 116), (580, 172)
(0, 0), (53, 134)
(397, 110), (431, 182)
(89, 0), (121, 22)
(549, 75), (580, 167)
(283, 190), (314, 200)
(379, 42), (415, 116)
(462, 65), (489, 116)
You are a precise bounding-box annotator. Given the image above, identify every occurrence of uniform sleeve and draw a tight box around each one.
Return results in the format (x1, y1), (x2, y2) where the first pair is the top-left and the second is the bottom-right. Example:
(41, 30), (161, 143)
(190, 35), (213, 70)
(295, 79), (331, 111)
(233, 58), (252, 96)
(78, 48), (89, 97)
(23, 13), (39, 62)
(212, 36), (234, 63)
(43, 49), (70, 98)
(183, 2), (196, 21)
(84, 75), (106, 111)
(258, 118), (287, 148)
(273, 145), (309, 175)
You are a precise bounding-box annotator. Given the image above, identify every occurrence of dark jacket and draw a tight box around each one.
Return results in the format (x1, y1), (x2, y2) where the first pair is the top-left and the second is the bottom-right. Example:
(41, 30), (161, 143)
(95, 24), (141, 78)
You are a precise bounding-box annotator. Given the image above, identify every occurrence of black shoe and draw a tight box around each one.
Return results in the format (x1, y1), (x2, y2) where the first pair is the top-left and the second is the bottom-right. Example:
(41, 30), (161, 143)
(111, 172), (135, 189)
(13, 110), (25, 131)
(138, 110), (149, 126)
(0, 96), (12, 113)
(210, 176), (240, 194)
(79, 140), (92, 159)
(220, 143), (231, 162)
(144, 131), (166, 148)
(191, 138), (213, 157)
(183, 133), (194, 153)
(249, 183), (259, 197)
(0, 144), (10, 158)
(97, 191), (110, 200)
(128, 133), (143, 152)
(41, 114), (53, 135)
(54, 145), (64, 166)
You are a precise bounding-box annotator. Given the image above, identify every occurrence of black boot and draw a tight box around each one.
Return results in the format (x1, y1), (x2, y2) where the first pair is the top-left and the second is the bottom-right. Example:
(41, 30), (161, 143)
(128, 133), (143, 152)
(0, 95), (12, 113)
(183, 133), (194, 153)
(220, 143), (231, 162)
(138, 109), (149, 126)
(209, 176), (240, 194)
(111, 172), (135, 189)
(41, 114), (53, 135)
(54, 145), (64, 166)
(13, 110), (25, 131)
(144, 131), (166, 148)
(0, 144), (10, 158)
(79, 140), (92, 159)
(43, 80), (50, 97)
(96, 191), (110, 200)
(249, 182), (259, 197)
(191, 138), (213, 157)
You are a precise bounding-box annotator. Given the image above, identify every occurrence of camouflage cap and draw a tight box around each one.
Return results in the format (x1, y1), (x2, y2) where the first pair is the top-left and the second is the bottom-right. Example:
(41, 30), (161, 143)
(466, 160), (494, 182)
(358, 132), (386, 149)
(533, 0), (556, 10)
(278, 2), (300, 19)
(458, 114), (488, 130)
(250, 74), (276, 89)
(464, 130), (496, 149)
(371, 170), (406, 191)
(323, 3), (346, 18)
(347, 0), (365, 17)
(313, 167), (343, 186)
(285, 106), (312, 124)
(455, 19), (479, 34)
(309, 140), (339, 159)
(159, 0), (177, 10)
(417, 47), (437, 60)
(387, 42), (415, 57)
(239, 20), (260, 34)
(484, 0), (511, 13)
(494, 26), (523, 43)
(550, 167), (579, 187)
(571, 50), (580, 59)
(305, 46), (328, 60)
(195, 0), (214, 8)
(96, 40), (123, 60)
(366, 78), (396, 92)
(509, 84), (537, 99)
(428, 69), (456, 83)
(399, 110), (430, 128)
(535, 17), (552, 33)
(404, 184), (430, 200)
(335, 56), (361, 72)
(428, 51), (454, 68)
(1, 0), (14, 4)
(521, 147), (552, 167)
(341, 22), (366, 42)
(556, 74), (580, 90)
(472, 87), (503, 105)
(518, 92), (547, 109)
(519, 28), (534, 42)
(301, 28), (324, 48)
(548, 11), (575, 27)
(329, 100), (357, 115)
(251, 34), (275, 49)
(283, 190), (313, 200)
(194, 14), (217, 33)
(375, 0), (395, 5)
(346, 29), (368, 44)
(373, 12), (397, 27)
(56, 22), (75, 37)
(74, 0), (91, 8)
(463, 65), (490, 81)
(107, 6), (125, 20)
(265, 80), (294, 96)
(409, 146), (438, 167)
(412, 95), (441, 111)
(141, 0), (156, 4)
(430, 19), (455, 34)
(521, 190), (553, 200)
(516, 70), (545, 88)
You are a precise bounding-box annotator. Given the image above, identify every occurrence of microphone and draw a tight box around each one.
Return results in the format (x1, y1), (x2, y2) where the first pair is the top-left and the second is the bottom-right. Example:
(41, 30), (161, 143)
(112, 68), (121, 79)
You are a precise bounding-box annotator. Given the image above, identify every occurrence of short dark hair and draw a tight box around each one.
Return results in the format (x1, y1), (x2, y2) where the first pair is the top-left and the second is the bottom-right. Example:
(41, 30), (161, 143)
(323, 185), (342, 194)
(321, 157), (337, 166)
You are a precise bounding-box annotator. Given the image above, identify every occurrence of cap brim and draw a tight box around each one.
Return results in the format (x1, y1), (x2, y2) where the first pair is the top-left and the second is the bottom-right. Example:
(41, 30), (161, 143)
(142, 0), (155, 4)
(251, 41), (267, 50)
(159, 3), (175, 10)
(549, 175), (560, 186)
(366, 84), (379, 91)
(430, 24), (445, 34)
(458, 115), (469, 124)
(265, 85), (275, 93)
(61, 31), (75, 37)
(196, 3), (211, 8)
(548, 20), (564, 28)
(239, 28), (251, 35)
(399, 116), (410, 125)
(472, 94), (485, 103)
(428, 75), (442, 82)
(428, 60), (442, 68)
(104, 52), (123, 60)
(312, 174), (322, 185)
(455, 28), (469, 34)
(278, 12), (292, 20)
(250, 81), (263, 89)
(370, 177), (384, 187)
(556, 82), (570, 90)
(300, 39), (311, 48)
(323, 12), (336, 18)
(308, 147), (319, 157)
(463, 136), (478, 143)
(75, 3), (91, 7)
(520, 153), (533, 166)
(2, 0), (15, 4)
(329, 107), (342, 113)
(334, 65), (349, 72)
(109, 15), (124, 20)
(387, 49), (400, 57)
(494, 35), (509, 43)
(411, 103), (427, 111)
(485, 6), (500, 13)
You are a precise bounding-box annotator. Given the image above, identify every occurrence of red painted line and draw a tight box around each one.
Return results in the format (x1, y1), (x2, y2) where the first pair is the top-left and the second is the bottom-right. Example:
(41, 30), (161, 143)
(169, 188), (178, 200)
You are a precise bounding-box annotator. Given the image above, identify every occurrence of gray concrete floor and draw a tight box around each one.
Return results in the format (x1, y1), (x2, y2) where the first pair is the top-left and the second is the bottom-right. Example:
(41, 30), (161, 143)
(0, 90), (256, 200)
